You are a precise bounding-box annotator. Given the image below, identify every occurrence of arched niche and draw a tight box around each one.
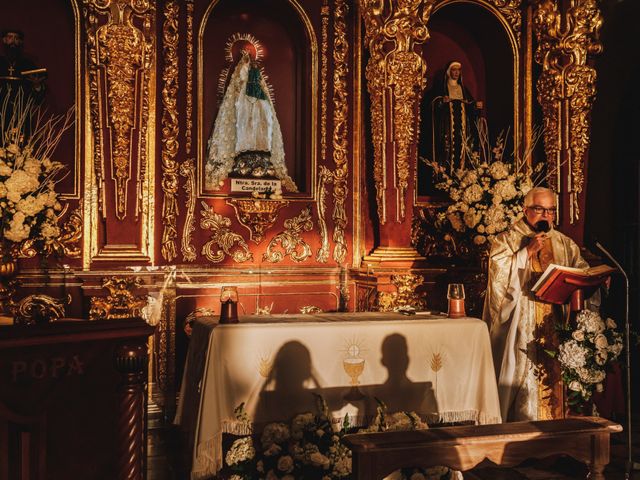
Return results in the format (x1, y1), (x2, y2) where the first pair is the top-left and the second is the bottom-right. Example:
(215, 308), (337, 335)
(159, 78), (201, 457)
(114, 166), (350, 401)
(416, 0), (517, 201)
(0, 0), (80, 199)
(197, 0), (317, 198)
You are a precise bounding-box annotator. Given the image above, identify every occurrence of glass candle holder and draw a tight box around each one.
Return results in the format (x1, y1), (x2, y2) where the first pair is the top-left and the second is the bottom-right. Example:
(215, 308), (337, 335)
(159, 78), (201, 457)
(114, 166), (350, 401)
(447, 283), (466, 318)
(219, 286), (239, 324)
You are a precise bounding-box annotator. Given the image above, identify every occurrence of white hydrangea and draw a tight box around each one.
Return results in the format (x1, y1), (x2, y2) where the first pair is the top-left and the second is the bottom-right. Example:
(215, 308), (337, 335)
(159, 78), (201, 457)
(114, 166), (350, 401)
(488, 161), (509, 179)
(5, 211), (32, 242)
(576, 310), (606, 334)
(494, 179), (518, 201)
(225, 437), (255, 466)
(558, 340), (588, 369)
(462, 184), (483, 204)
(261, 422), (290, 447)
(5, 170), (40, 203)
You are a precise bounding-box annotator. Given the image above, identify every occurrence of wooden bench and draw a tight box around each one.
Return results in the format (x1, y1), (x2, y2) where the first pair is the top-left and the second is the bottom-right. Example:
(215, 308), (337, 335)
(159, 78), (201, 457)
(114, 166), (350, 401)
(342, 416), (622, 480)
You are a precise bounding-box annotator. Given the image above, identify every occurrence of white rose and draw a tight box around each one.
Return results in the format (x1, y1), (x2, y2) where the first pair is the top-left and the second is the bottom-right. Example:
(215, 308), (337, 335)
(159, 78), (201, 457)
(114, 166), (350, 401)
(594, 334), (609, 350)
(474, 235), (487, 245)
(595, 350), (608, 366)
(277, 455), (294, 473)
(606, 318), (617, 329)
(309, 452), (331, 469)
(572, 330), (585, 341)
(568, 380), (582, 392)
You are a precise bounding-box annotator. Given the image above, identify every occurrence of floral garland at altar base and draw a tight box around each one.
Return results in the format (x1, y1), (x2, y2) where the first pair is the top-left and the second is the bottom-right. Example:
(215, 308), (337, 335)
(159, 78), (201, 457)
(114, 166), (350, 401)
(219, 396), (454, 480)
(421, 119), (544, 257)
(545, 310), (623, 413)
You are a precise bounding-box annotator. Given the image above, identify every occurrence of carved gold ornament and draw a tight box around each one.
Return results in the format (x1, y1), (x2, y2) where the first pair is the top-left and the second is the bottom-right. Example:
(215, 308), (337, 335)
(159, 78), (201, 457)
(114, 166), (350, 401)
(300, 305), (323, 314)
(19, 207), (83, 259)
(377, 273), (427, 312)
(534, 0), (602, 223)
(316, 166), (331, 263)
(13, 294), (70, 326)
(332, 0), (349, 264)
(362, 0), (434, 223)
(161, 0), (180, 260)
(85, 0), (154, 221)
(90, 276), (148, 320)
(200, 201), (253, 263)
(226, 198), (289, 244)
(185, 1), (194, 156)
(486, 0), (522, 44)
(321, 3), (329, 162)
(180, 159), (197, 261)
(264, 206), (314, 263)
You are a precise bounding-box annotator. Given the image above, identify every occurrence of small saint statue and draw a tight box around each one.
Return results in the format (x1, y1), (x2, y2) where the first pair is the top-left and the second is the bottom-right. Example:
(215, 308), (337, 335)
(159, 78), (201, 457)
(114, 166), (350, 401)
(205, 49), (297, 192)
(0, 29), (47, 106)
(432, 61), (483, 171)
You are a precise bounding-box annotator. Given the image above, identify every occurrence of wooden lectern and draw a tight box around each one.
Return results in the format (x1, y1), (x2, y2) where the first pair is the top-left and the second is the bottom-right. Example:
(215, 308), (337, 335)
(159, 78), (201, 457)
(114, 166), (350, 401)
(532, 263), (616, 312)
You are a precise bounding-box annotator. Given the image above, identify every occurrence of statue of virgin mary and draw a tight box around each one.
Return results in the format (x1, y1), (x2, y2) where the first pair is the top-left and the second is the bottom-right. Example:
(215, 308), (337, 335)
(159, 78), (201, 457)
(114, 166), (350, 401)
(205, 50), (297, 192)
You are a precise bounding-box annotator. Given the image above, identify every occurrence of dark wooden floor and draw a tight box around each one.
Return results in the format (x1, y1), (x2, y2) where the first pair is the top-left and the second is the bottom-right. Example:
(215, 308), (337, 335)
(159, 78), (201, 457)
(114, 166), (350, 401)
(147, 415), (640, 479)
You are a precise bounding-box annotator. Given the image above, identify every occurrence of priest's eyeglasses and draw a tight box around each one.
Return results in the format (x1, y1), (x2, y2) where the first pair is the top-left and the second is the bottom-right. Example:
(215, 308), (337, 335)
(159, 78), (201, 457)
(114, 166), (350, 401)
(528, 205), (557, 216)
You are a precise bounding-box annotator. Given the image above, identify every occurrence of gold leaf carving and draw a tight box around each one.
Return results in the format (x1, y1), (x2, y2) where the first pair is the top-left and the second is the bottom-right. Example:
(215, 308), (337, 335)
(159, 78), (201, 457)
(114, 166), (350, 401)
(161, 0), (180, 260)
(377, 273), (427, 312)
(226, 199), (289, 244)
(13, 294), (70, 326)
(19, 207), (83, 259)
(316, 166), (332, 263)
(180, 159), (197, 262)
(534, 0), (602, 223)
(321, 3), (329, 162)
(200, 201), (253, 263)
(300, 305), (323, 314)
(332, 0), (349, 263)
(85, 0), (154, 220)
(487, 0), (522, 44)
(90, 276), (148, 320)
(185, 1), (194, 155)
(264, 206), (314, 263)
(362, 0), (434, 223)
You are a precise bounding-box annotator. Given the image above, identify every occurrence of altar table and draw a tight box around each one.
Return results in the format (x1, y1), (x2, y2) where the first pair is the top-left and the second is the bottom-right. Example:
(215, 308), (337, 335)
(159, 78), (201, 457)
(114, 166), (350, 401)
(175, 312), (501, 479)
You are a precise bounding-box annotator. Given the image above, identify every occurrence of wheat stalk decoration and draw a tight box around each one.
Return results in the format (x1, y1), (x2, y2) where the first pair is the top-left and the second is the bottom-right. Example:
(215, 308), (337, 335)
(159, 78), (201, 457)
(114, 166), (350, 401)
(430, 351), (444, 397)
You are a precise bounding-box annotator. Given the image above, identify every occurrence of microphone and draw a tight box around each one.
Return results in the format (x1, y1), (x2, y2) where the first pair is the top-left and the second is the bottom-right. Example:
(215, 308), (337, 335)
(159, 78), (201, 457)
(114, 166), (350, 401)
(592, 240), (638, 476)
(534, 220), (550, 233)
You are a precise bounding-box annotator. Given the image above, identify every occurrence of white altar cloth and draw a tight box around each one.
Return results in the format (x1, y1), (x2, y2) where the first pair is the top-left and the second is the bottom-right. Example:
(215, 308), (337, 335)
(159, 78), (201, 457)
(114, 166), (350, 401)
(176, 312), (501, 479)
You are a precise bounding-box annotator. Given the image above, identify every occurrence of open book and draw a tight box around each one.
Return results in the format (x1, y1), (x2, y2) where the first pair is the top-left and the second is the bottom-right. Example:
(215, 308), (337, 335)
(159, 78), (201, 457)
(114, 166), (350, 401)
(20, 68), (47, 77)
(531, 263), (615, 304)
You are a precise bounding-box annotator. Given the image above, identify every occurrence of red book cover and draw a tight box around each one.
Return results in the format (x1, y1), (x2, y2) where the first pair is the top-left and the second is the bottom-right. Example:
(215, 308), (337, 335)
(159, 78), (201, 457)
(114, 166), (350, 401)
(531, 264), (615, 304)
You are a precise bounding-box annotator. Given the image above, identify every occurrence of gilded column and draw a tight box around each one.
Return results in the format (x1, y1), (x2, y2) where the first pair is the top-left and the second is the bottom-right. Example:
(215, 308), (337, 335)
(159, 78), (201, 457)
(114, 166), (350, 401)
(534, 0), (602, 226)
(361, 0), (434, 263)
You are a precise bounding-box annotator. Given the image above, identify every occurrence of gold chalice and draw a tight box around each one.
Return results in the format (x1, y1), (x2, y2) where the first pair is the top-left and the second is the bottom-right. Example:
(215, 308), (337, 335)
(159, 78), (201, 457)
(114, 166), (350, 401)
(343, 357), (365, 386)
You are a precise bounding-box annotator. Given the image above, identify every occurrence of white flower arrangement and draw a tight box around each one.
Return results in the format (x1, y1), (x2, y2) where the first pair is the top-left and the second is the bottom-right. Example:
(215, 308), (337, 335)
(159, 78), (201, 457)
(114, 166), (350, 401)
(548, 310), (623, 408)
(222, 396), (452, 480)
(0, 93), (73, 258)
(422, 119), (544, 248)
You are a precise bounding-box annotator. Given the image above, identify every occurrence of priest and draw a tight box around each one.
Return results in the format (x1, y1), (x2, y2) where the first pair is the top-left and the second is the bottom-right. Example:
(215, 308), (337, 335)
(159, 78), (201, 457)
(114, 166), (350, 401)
(483, 187), (595, 421)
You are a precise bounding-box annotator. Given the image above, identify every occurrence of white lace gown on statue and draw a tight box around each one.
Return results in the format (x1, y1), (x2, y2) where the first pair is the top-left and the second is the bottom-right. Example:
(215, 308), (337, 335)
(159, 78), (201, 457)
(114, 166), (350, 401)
(205, 52), (297, 192)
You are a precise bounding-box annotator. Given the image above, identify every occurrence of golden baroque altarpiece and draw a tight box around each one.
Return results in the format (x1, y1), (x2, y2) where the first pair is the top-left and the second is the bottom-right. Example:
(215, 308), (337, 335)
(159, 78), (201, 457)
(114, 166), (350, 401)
(9, 0), (603, 416)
